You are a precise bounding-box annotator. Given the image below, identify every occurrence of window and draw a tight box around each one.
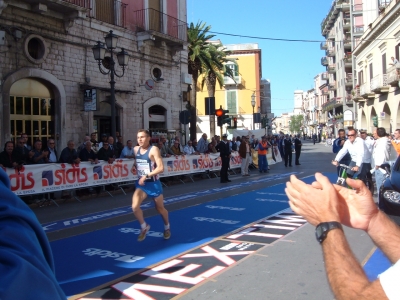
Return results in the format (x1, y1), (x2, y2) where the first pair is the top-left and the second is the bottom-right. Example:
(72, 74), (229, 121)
(369, 63), (373, 80)
(358, 70), (364, 84)
(224, 63), (239, 77)
(382, 53), (387, 74)
(226, 90), (237, 114)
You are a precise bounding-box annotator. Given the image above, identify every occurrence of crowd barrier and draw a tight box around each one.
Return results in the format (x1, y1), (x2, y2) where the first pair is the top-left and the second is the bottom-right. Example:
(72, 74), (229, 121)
(3, 147), (282, 196)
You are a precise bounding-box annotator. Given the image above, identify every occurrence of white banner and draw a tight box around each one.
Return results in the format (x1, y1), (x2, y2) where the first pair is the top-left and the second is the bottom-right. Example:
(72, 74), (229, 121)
(3, 153), (244, 195)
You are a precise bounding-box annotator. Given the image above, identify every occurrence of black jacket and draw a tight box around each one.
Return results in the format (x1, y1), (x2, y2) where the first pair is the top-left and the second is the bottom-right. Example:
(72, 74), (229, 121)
(59, 147), (78, 164)
(219, 141), (231, 157)
(284, 139), (293, 152)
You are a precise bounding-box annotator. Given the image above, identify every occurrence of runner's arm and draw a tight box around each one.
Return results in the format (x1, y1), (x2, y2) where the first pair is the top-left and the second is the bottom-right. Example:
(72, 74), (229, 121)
(149, 147), (164, 176)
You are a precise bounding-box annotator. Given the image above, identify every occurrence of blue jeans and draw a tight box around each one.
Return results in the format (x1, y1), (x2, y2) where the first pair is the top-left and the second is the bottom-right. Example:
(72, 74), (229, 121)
(375, 169), (386, 197)
(258, 154), (267, 172)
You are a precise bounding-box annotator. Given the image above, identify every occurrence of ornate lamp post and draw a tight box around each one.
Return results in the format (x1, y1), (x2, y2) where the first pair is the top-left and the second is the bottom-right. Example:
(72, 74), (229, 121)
(251, 92), (256, 130)
(92, 30), (129, 139)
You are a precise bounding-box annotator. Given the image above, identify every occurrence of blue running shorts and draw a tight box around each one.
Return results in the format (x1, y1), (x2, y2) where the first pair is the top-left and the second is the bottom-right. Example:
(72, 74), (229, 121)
(135, 180), (163, 197)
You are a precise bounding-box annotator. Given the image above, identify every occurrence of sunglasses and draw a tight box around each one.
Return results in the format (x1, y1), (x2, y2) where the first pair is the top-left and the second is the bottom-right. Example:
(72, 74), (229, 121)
(347, 134), (355, 137)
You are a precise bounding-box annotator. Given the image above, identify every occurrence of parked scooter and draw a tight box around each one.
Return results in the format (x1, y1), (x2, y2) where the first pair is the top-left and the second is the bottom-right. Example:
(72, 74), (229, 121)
(378, 156), (400, 216)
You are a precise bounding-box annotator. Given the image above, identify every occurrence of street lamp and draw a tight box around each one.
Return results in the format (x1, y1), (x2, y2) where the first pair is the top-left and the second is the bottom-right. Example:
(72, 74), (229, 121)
(251, 92), (256, 130)
(92, 30), (129, 139)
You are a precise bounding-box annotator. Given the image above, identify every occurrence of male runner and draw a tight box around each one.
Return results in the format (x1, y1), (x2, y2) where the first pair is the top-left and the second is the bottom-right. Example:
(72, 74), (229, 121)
(131, 129), (170, 241)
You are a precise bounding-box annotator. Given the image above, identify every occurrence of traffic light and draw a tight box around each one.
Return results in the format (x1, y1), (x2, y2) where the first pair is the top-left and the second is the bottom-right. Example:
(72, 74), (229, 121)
(215, 106), (230, 127)
(372, 116), (378, 127)
(222, 111), (231, 125)
(233, 117), (237, 129)
(261, 117), (269, 128)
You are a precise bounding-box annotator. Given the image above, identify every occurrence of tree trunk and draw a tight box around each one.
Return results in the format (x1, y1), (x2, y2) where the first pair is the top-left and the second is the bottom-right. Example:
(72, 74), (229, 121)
(189, 70), (199, 141)
(205, 73), (217, 136)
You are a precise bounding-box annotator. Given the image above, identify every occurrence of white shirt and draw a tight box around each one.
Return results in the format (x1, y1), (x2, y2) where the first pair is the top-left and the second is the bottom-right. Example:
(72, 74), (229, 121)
(335, 137), (365, 167)
(373, 137), (391, 167)
(120, 146), (134, 158)
(362, 137), (375, 164)
(183, 145), (196, 155)
(379, 258), (400, 299)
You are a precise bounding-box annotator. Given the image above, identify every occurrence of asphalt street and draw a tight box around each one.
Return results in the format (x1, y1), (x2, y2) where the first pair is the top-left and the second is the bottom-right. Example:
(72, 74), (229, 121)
(32, 140), (377, 300)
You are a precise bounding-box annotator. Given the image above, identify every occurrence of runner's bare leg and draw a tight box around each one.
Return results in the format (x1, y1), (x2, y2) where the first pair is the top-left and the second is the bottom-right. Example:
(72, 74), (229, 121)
(154, 194), (169, 225)
(132, 188), (148, 225)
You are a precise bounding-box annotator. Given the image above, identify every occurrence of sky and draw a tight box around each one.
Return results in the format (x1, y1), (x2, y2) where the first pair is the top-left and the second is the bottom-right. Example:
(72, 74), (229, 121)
(187, 0), (333, 117)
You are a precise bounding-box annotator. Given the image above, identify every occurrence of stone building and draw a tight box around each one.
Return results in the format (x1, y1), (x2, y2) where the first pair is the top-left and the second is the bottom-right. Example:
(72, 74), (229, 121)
(0, 0), (188, 150)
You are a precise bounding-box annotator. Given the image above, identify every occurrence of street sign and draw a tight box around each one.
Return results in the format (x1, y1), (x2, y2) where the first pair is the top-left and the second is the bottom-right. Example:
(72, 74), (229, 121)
(84, 89), (97, 111)
(179, 110), (190, 125)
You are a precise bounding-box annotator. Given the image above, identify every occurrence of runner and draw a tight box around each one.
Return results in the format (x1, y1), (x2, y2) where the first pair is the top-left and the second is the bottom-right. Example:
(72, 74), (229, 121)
(131, 129), (170, 242)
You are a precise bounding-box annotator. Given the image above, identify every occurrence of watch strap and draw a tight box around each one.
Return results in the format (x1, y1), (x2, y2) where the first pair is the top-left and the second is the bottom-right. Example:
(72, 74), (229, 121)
(315, 221), (343, 244)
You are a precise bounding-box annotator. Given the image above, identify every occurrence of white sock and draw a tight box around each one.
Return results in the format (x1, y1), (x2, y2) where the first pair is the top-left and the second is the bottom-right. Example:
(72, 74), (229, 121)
(141, 222), (147, 230)
(164, 224), (170, 230)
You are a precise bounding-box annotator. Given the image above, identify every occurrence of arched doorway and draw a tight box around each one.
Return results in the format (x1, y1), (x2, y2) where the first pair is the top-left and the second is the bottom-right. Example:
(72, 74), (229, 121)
(381, 103), (391, 133)
(360, 109), (367, 130)
(9, 78), (55, 147)
(148, 105), (167, 130)
(370, 107), (377, 132)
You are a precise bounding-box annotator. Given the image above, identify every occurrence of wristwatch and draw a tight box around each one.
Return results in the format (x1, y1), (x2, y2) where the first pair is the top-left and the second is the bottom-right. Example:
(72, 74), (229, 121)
(145, 174), (151, 179)
(315, 222), (343, 244)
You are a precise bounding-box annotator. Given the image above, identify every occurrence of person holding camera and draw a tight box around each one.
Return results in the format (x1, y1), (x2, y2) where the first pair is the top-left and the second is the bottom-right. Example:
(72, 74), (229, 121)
(332, 129), (351, 175)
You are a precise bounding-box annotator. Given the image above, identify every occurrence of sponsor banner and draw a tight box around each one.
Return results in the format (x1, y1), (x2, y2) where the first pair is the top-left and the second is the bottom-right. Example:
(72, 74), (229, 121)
(3, 152), (249, 195)
(252, 146), (281, 167)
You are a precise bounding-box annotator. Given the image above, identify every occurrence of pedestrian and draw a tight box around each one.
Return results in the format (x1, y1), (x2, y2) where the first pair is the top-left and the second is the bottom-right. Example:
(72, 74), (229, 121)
(46, 139), (58, 163)
(218, 134), (231, 183)
(294, 134), (302, 165)
(390, 129), (400, 156)
(258, 136), (269, 173)
(196, 133), (208, 154)
(283, 135), (293, 167)
(239, 136), (251, 176)
(332, 129), (351, 175)
(312, 133), (317, 145)
(285, 172), (398, 300)
(373, 127), (391, 195)
(131, 129), (170, 242)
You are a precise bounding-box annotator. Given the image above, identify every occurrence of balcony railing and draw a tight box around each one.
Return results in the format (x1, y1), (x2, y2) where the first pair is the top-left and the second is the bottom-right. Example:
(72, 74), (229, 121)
(354, 25), (364, 34)
(133, 8), (187, 41)
(345, 93), (353, 105)
(321, 57), (328, 66)
(320, 42), (328, 50)
(345, 75), (353, 86)
(321, 72), (329, 80)
(62, 0), (91, 7)
(326, 48), (336, 57)
(224, 75), (244, 86)
(328, 64), (336, 73)
(322, 97), (343, 111)
(360, 82), (374, 98)
(371, 74), (389, 92)
(386, 66), (400, 85)
(329, 81), (337, 90)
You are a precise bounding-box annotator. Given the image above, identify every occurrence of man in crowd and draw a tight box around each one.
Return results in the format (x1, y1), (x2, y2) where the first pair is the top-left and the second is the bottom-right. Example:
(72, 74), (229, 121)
(285, 173), (399, 300)
(90, 132), (98, 146)
(0, 141), (19, 169)
(391, 129), (400, 156)
(197, 133), (208, 154)
(46, 139), (58, 163)
(218, 134), (231, 183)
(108, 136), (120, 158)
(97, 141), (115, 164)
(120, 140), (135, 159)
(77, 136), (90, 154)
(30, 140), (49, 164)
(79, 141), (99, 164)
(258, 136), (269, 173)
(359, 129), (374, 181)
(332, 128), (365, 179)
(21, 133), (31, 151)
(239, 136), (251, 176)
(13, 137), (31, 165)
(59, 140), (80, 164)
(170, 140), (184, 156)
(183, 140), (199, 155)
(373, 127), (391, 195)
(131, 129), (170, 242)
(294, 134), (302, 165)
(159, 136), (174, 158)
(283, 135), (293, 167)
(98, 134), (108, 149)
(333, 129), (351, 175)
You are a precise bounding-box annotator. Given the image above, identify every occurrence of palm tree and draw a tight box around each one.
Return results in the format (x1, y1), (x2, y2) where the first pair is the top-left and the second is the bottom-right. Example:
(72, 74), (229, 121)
(187, 21), (216, 140)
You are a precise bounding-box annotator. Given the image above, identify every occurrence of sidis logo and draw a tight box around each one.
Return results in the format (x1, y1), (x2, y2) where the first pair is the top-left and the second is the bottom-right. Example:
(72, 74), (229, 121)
(93, 165), (103, 180)
(9, 165), (35, 192)
(42, 170), (54, 186)
(171, 158), (190, 172)
(103, 160), (129, 179)
(54, 163), (88, 185)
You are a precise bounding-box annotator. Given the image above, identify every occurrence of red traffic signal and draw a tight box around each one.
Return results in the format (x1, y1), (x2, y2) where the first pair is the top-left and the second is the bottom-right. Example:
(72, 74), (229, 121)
(215, 108), (224, 117)
(233, 117), (237, 122)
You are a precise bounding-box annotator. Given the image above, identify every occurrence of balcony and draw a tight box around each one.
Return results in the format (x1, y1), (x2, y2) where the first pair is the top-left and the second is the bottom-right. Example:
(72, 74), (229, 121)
(328, 64), (336, 73)
(353, 3), (363, 14)
(345, 93), (353, 105)
(326, 48), (336, 57)
(343, 21), (351, 30)
(322, 88), (329, 96)
(321, 57), (328, 66)
(94, 0), (127, 27)
(345, 74), (353, 87)
(344, 53), (352, 67)
(353, 87), (364, 102)
(341, 0), (350, 11)
(321, 72), (329, 80)
(224, 75), (245, 87)
(133, 8), (187, 48)
(328, 31), (335, 40)
(371, 74), (390, 93)
(344, 38), (352, 49)
(360, 82), (375, 99)
(386, 66), (400, 86)
(379, 0), (392, 12)
(354, 25), (364, 35)
(320, 42), (328, 50)
(328, 81), (337, 90)
(322, 97), (343, 112)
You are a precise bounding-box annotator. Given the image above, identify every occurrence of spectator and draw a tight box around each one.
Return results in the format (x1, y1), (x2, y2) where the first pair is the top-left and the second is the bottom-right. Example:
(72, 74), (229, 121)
(108, 136), (120, 158)
(30, 140), (49, 164)
(79, 141), (99, 164)
(116, 135), (124, 153)
(90, 132), (98, 146)
(0, 141), (19, 169)
(239, 136), (251, 176)
(174, 136), (184, 152)
(206, 142), (217, 154)
(249, 134), (255, 144)
(236, 136), (241, 149)
(183, 140), (199, 155)
(332, 129), (351, 175)
(13, 137), (31, 166)
(77, 136), (90, 154)
(47, 139), (58, 163)
(192, 139), (198, 152)
(389, 56), (400, 74)
(159, 136), (174, 158)
(98, 134), (108, 149)
(197, 133), (208, 154)
(21, 132), (31, 151)
(97, 141), (115, 164)
(59, 140), (80, 164)
(251, 138), (259, 150)
(258, 136), (269, 172)
(373, 127), (391, 194)
(390, 129), (400, 156)
(120, 140), (135, 159)
(170, 140), (184, 156)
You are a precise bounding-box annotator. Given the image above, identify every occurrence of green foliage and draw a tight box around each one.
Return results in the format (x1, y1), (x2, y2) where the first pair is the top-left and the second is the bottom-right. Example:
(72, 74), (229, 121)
(289, 115), (304, 133)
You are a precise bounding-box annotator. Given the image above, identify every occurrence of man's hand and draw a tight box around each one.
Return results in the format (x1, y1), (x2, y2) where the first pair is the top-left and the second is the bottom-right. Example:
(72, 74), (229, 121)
(351, 166), (359, 172)
(332, 160), (338, 166)
(331, 178), (379, 231)
(285, 173), (341, 226)
(138, 175), (146, 186)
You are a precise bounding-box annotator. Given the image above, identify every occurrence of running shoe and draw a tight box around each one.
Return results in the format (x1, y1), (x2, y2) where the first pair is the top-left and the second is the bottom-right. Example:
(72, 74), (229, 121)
(138, 224), (150, 242)
(164, 229), (171, 240)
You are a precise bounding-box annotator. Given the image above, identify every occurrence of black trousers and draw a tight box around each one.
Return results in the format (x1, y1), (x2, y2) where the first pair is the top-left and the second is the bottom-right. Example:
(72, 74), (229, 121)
(284, 151), (292, 166)
(220, 156), (230, 182)
(295, 148), (301, 164)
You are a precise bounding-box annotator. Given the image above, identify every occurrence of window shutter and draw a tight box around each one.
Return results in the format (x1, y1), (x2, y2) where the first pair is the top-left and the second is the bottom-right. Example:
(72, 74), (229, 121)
(227, 91), (237, 114)
(369, 63), (373, 80)
(382, 53), (386, 74)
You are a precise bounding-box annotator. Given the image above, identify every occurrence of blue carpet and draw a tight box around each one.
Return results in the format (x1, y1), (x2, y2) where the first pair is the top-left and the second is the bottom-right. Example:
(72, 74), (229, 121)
(364, 248), (392, 281)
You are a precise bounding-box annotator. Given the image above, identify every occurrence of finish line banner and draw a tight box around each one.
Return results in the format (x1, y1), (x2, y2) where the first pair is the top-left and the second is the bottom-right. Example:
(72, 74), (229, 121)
(3, 152), (247, 195)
